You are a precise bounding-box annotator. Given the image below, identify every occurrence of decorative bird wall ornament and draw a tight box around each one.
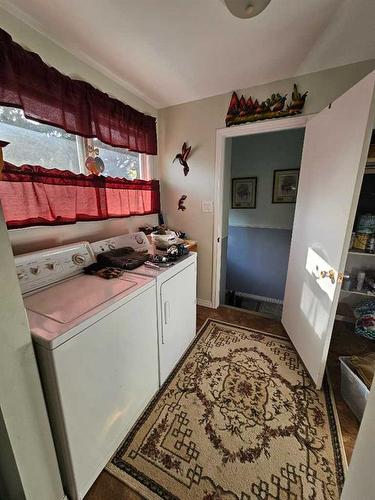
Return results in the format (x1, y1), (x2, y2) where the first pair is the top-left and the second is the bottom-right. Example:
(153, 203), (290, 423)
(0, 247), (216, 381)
(288, 84), (308, 112)
(173, 142), (191, 176)
(178, 195), (187, 211)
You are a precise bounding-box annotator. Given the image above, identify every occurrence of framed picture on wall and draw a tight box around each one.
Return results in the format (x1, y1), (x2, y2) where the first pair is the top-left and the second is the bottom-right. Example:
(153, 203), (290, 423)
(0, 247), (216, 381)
(272, 169), (299, 203)
(232, 177), (257, 209)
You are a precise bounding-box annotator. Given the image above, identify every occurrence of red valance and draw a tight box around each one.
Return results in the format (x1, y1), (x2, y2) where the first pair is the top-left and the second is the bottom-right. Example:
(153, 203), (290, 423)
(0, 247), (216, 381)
(0, 29), (157, 155)
(0, 163), (160, 229)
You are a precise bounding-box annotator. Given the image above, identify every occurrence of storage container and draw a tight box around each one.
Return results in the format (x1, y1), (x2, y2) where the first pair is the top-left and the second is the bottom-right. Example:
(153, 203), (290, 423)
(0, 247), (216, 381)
(357, 213), (375, 234)
(353, 232), (369, 250)
(339, 356), (370, 421)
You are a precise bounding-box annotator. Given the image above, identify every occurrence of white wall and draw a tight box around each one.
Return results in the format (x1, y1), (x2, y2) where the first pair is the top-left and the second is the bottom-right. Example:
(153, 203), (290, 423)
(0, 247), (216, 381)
(159, 60), (375, 304)
(0, 206), (65, 500)
(9, 215), (158, 255)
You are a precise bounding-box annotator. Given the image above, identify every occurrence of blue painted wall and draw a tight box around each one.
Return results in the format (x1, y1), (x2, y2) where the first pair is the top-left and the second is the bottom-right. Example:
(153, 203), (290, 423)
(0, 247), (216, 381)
(226, 128), (305, 301)
(226, 226), (292, 300)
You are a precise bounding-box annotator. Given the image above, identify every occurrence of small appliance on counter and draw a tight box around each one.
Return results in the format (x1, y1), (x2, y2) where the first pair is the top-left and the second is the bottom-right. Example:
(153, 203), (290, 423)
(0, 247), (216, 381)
(150, 229), (183, 250)
(145, 244), (190, 269)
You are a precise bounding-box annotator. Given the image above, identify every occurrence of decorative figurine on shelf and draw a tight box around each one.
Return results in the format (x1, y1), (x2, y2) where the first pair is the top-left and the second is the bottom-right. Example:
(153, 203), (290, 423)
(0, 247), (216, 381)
(225, 83), (308, 127)
(0, 140), (9, 180)
(178, 195), (187, 211)
(287, 84), (308, 112)
(85, 144), (105, 175)
(173, 142), (191, 176)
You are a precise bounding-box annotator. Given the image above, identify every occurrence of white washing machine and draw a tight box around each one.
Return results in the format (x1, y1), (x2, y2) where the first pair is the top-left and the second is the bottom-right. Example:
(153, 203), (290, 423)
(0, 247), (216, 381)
(15, 242), (159, 500)
(91, 232), (197, 385)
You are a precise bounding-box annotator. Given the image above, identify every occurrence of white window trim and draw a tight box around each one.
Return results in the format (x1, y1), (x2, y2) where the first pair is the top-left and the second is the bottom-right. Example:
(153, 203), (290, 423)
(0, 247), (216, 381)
(76, 137), (87, 175)
(140, 153), (153, 180)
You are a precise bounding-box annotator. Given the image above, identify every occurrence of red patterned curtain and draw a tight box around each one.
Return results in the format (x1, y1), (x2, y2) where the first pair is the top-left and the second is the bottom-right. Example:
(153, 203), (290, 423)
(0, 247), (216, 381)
(0, 163), (160, 229)
(0, 29), (157, 155)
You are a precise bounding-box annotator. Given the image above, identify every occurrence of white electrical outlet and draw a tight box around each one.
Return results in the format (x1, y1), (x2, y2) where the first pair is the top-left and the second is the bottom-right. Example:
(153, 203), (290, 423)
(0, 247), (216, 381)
(201, 200), (213, 213)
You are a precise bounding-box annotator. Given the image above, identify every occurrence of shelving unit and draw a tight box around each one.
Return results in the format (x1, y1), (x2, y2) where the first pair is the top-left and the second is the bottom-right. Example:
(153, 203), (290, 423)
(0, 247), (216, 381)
(340, 289), (374, 297)
(348, 250), (375, 256)
(336, 159), (375, 323)
(336, 302), (355, 323)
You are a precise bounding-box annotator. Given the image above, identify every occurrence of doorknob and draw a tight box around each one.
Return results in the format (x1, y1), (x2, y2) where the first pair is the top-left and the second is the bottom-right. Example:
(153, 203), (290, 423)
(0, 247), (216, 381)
(320, 269), (335, 284)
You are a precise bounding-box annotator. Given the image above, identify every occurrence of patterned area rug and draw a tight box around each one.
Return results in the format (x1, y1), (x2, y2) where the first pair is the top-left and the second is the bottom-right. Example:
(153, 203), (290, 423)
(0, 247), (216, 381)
(107, 319), (346, 499)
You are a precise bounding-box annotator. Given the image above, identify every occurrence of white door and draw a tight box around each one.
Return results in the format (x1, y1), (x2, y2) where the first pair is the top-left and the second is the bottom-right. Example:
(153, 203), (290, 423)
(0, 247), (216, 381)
(160, 263), (197, 384)
(282, 70), (375, 388)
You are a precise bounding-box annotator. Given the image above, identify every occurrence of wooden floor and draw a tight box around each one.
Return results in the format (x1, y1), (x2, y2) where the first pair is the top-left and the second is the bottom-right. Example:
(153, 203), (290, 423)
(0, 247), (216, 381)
(86, 305), (369, 499)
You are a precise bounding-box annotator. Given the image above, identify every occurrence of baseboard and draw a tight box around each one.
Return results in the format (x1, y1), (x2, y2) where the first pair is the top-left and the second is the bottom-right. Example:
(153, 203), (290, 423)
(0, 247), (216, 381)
(197, 298), (214, 308)
(235, 291), (283, 305)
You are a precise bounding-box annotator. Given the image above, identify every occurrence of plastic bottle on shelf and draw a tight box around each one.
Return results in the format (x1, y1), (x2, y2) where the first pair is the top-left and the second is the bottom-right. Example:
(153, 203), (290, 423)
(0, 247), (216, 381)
(357, 271), (366, 291)
(365, 234), (375, 254)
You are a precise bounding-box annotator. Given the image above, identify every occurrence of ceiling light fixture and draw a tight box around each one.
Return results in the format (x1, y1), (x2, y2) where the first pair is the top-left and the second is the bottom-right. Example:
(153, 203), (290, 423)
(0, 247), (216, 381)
(224, 0), (271, 19)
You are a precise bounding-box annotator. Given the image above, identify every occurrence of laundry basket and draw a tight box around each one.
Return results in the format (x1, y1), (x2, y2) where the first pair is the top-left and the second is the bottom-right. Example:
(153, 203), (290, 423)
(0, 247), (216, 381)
(339, 356), (370, 421)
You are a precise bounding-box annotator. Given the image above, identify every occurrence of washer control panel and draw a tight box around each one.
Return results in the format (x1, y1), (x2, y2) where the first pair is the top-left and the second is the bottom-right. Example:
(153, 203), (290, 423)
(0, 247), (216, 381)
(15, 242), (95, 293)
(90, 231), (150, 256)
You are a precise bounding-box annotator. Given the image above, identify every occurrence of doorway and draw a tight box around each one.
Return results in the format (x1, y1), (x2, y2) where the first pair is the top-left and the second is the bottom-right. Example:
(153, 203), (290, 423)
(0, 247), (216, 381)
(223, 128), (305, 319)
(212, 114), (310, 310)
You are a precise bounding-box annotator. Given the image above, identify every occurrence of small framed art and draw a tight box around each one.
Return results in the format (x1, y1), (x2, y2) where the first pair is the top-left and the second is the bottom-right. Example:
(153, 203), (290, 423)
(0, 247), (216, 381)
(231, 177), (257, 209)
(272, 169), (299, 203)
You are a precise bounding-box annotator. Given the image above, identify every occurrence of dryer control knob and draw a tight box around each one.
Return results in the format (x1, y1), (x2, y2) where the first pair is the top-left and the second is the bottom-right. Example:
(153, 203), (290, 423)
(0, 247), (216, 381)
(72, 253), (86, 265)
(30, 267), (40, 275)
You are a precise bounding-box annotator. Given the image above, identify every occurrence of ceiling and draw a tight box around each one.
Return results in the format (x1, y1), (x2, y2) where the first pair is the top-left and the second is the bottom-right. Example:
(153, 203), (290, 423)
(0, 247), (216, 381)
(1, 0), (374, 109)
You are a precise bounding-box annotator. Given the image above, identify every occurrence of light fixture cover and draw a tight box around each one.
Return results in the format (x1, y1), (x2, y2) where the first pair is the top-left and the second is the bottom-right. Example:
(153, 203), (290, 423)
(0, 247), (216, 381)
(224, 0), (272, 19)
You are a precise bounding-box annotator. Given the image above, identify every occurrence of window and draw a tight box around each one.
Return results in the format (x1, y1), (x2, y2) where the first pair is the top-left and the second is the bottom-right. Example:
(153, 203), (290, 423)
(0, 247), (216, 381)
(91, 138), (146, 180)
(0, 106), (81, 172)
(0, 106), (150, 179)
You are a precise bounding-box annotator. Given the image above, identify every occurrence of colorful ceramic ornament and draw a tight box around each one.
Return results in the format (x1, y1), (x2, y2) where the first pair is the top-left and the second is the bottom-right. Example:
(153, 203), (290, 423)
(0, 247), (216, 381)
(85, 144), (105, 175)
(226, 84), (308, 127)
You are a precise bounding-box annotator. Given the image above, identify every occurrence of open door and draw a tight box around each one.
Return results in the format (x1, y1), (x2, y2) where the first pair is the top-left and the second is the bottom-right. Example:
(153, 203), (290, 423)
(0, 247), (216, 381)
(282, 71), (375, 388)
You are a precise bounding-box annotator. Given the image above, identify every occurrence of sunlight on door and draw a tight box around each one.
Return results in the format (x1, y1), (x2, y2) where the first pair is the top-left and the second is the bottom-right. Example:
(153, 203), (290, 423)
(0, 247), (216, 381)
(300, 247), (336, 338)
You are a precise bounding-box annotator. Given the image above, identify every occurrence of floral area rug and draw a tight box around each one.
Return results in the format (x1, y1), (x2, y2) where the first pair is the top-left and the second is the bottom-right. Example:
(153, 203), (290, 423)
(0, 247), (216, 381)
(107, 319), (346, 499)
